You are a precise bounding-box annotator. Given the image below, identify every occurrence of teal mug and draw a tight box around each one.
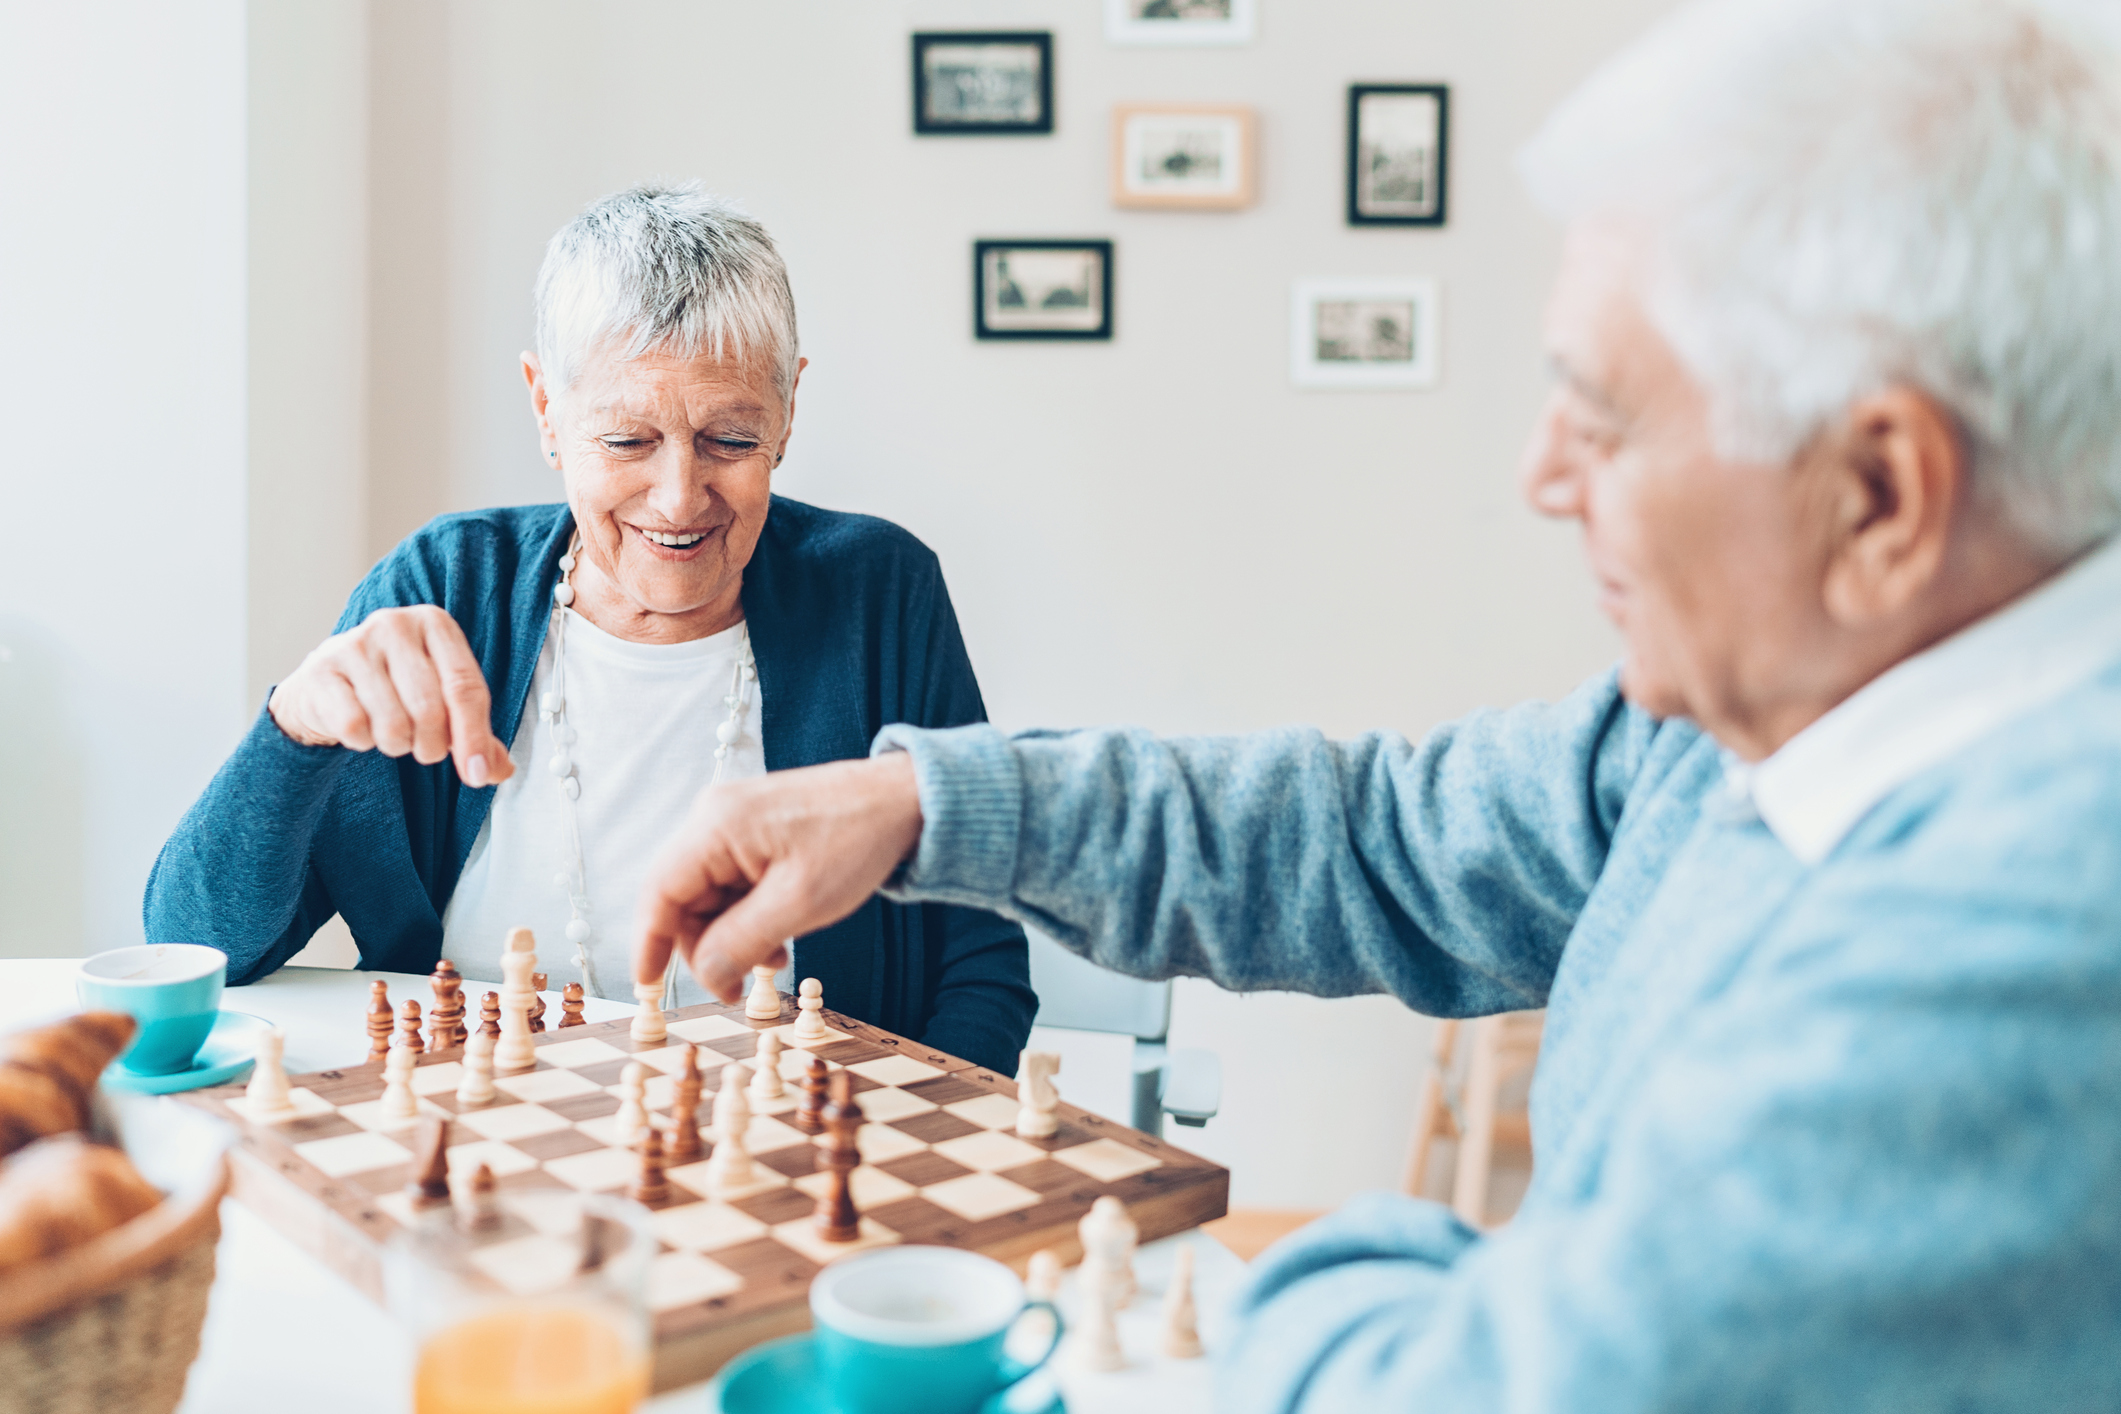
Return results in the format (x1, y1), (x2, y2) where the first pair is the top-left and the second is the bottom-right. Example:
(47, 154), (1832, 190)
(76, 944), (227, 1075)
(810, 1247), (1064, 1414)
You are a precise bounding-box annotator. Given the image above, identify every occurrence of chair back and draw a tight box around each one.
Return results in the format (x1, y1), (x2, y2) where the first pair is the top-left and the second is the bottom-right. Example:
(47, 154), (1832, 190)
(1026, 929), (1170, 1042)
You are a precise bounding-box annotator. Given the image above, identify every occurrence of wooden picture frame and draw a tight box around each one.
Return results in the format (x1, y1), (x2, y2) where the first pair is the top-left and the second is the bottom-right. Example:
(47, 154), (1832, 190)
(912, 32), (1054, 136)
(1346, 84), (1448, 227)
(1104, 0), (1255, 46)
(1111, 104), (1257, 211)
(1290, 277), (1440, 388)
(975, 240), (1115, 341)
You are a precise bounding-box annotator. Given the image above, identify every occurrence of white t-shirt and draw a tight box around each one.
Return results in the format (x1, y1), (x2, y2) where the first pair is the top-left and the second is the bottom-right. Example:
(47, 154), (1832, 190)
(441, 610), (763, 1003)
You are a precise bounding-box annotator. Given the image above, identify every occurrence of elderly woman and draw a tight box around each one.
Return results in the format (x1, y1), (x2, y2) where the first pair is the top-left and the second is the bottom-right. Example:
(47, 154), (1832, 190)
(145, 183), (1034, 1075)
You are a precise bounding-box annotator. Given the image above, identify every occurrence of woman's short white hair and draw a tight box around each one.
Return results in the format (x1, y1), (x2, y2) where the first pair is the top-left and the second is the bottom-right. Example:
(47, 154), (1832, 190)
(534, 181), (799, 404)
(1521, 0), (2121, 553)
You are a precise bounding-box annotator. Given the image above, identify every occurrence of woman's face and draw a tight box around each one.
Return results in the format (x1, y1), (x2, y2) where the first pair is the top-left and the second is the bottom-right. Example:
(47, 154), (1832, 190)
(524, 345), (802, 643)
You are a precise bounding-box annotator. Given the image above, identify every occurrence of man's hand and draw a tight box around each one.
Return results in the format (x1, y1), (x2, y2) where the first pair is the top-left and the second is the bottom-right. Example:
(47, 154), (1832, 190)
(267, 606), (515, 787)
(635, 755), (925, 1001)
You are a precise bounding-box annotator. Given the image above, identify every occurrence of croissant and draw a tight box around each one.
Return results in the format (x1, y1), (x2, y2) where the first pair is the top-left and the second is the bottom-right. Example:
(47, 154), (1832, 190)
(0, 1011), (137, 1159)
(0, 1134), (163, 1272)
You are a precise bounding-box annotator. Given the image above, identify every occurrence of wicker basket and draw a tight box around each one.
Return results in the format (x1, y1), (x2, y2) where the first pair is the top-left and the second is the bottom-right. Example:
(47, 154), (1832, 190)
(0, 1091), (233, 1414)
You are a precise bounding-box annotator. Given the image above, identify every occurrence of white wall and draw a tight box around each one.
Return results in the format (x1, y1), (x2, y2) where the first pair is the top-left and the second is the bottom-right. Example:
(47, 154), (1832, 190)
(0, 1), (251, 960)
(361, 0), (1676, 1206)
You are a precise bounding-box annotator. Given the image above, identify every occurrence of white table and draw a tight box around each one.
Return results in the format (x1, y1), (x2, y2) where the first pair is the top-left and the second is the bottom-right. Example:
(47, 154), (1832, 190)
(1, 960), (1241, 1413)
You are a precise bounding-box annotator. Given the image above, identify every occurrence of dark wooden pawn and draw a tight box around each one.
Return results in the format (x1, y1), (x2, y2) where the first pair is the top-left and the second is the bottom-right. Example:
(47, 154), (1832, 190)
(529, 972), (548, 1033)
(479, 991), (502, 1040)
(793, 1054), (830, 1134)
(460, 1161), (501, 1231)
(815, 1071), (863, 1243)
(559, 981), (586, 1029)
(666, 1044), (704, 1163)
(407, 1117), (451, 1208)
(367, 980), (394, 1060)
(397, 998), (426, 1054)
(630, 1124), (670, 1205)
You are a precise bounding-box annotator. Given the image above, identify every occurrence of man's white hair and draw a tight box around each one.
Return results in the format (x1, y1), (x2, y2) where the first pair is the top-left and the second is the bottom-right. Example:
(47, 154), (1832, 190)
(534, 181), (799, 404)
(1520, 0), (2121, 553)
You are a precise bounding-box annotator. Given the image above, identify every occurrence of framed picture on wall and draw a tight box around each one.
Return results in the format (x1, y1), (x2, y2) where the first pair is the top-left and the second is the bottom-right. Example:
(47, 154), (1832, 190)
(1290, 278), (1439, 388)
(975, 240), (1115, 340)
(913, 32), (1054, 135)
(1112, 104), (1257, 210)
(1347, 84), (1449, 226)
(1104, 0), (1255, 45)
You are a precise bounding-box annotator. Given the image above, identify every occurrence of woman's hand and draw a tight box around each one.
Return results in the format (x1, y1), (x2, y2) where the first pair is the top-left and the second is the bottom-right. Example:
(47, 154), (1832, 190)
(267, 606), (516, 786)
(635, 755), (924, 1001)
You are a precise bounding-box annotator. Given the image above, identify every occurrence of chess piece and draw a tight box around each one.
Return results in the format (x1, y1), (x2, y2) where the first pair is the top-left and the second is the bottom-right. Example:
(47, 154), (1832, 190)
(614, 1062), (650, 1144)
(457, 1029), (497, 1105)
(1161, 1244), (1204, 1359)
(630, 980), (667, 1043)
(380, 1034), (420, 1121)
(706, 1062), (755, 1196)
(529, 973), (548, 1033)
(791, 977), (828, 1042)
(459, 1161), (501, 1231)
(406, 1117), (452, 1208)
(1075, 1279), (1125, 1373)
(814, 1070), (863, 1243)
(667, 1044), (705, 1163)
(1079, 1196), (1139, 1310)
(749, 1032), (785, 1102)
(479, 991), (502, 1041)
(1016, 1050), (1061, 1138)
(397, 998), (426, 1055)
(744, 965), (781, 1020)
(429, 961), (466, 1050)
(494, 928), (539, 1071)
(245, 1026), (297, 1119)
(367, 980), (394, 1060)
(559, 981), (586, 1029)
(1026, 1248), (1063, 1304)
(792, 1054), (829, 1134)
(630, 1124), (670, 1205)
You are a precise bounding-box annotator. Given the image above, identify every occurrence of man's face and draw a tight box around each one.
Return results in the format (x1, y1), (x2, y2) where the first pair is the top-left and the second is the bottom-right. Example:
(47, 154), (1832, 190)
(1522, 224), (1843, 755)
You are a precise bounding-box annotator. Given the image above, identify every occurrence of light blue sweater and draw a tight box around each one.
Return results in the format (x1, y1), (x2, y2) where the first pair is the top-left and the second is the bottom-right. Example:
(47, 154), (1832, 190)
(873, 666), (2121, 1411)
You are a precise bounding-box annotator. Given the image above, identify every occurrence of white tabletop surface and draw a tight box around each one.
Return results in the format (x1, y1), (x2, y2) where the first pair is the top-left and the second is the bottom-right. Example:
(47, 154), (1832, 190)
(1, 959), (1240, 1413)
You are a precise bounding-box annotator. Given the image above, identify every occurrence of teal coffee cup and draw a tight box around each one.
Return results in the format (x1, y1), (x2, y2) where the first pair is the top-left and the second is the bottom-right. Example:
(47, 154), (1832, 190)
(810, 1247), (1063, 1414)
(76, 944), (227, 1076)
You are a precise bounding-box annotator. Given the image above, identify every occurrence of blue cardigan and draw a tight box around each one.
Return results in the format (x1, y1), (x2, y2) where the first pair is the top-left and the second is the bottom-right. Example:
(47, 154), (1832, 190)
(144, 497), (1037, 1074)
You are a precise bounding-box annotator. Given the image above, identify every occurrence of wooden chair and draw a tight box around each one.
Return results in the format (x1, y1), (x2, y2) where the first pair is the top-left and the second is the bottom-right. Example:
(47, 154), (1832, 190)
(1402, 1011), (1545, 1228)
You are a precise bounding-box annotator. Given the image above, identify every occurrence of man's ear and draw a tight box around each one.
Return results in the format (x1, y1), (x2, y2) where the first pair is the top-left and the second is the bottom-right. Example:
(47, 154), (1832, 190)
(1818, 388), (1966, 627)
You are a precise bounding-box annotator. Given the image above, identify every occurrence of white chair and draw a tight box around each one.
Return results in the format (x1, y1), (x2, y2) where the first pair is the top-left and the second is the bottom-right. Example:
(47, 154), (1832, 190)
(1026, 928), (1221, 1137)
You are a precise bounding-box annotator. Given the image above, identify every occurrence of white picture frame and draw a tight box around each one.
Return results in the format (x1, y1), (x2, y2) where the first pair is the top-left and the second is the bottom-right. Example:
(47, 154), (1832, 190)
(1104, 0), (1255, 47)
(1112, 105), (1256, 210)
(1290, 278), (1440, 389)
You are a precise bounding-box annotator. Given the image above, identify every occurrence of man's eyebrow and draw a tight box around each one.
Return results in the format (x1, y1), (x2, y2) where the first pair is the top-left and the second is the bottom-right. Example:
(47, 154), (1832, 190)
(1546, 354), (1624, 418)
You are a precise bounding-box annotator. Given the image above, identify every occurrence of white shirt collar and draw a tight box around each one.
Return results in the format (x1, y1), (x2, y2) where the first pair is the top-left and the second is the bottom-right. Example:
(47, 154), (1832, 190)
(1731, 535), (2121, 864)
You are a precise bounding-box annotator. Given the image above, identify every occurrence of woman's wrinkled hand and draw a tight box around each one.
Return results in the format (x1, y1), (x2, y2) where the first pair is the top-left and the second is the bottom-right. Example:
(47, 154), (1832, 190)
(267, 605), (516, 787)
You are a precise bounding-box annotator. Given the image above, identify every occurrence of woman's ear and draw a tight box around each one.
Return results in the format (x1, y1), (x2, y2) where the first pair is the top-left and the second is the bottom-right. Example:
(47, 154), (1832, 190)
(522, 353), (557, 456)
(773, 357), (809, 464)
(1818, 388), (1966, 627)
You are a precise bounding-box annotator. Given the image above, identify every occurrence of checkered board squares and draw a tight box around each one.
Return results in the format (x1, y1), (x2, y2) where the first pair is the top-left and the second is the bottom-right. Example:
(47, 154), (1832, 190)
(182, 991), (1227, 1386)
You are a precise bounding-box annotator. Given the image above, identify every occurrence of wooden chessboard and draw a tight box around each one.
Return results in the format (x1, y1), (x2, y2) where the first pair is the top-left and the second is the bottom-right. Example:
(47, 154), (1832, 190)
(175, 992), (1229, 1390)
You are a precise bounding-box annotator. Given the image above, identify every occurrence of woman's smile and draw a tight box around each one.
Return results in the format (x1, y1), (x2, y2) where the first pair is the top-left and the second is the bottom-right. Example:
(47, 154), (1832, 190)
(627, 521), (722, 560)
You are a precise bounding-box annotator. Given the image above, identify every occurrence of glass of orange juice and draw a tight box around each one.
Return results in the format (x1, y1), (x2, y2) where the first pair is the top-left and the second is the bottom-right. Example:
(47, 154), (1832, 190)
(386, 1190), (655, 1414)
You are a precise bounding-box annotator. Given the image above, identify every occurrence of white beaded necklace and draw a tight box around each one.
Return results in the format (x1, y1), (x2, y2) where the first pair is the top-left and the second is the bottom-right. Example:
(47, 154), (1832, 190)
(542, 535), (755, 1001)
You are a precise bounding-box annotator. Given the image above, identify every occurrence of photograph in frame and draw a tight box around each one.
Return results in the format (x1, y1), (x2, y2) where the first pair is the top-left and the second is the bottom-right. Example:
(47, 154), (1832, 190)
(1104, 0), (1255, 47)
(1290, 278), (1439, 388)
(1112, 105), (1256, 210)
(1346, 84), (1448, 226)
(913, 32), (1054, 135)
(975, 240), (1115, 340)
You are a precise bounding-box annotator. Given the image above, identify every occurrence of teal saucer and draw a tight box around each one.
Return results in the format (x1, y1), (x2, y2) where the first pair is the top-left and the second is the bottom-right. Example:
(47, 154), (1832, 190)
(100, 1009), (271, 1095)
(706, 1334), (1066, 1414)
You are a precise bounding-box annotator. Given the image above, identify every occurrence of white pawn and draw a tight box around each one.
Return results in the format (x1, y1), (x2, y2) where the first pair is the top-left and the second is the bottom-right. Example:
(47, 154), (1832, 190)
(614, 1062), (650, 1142)
(749, 1032), (786, 1101)
(631, 979), (667, 1043)
(1079, 1196), (1139, 1310)
(456, 1030), (497, 1105)
(745, 964), (781, 1020)
(707, 1062), (755, 1195)
(380, 1034), (420, 1121)
(1026, 1248), (1063, 1303)
(1161, 1244), (1204, 1359)
(1016, 1050), (1061, 1138)
(245, 1026), (296, 1119)
(791, 978), (829, 1042)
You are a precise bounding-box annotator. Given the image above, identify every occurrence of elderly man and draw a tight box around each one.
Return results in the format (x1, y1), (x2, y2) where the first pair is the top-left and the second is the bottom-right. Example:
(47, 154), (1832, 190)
(635, 0), (2121, 1406)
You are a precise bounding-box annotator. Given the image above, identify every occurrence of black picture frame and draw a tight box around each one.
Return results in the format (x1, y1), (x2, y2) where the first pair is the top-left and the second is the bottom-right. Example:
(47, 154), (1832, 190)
(913, 31), (1055, 136)
(1346, 83), (1449, 227)
(974, 240), (1115, 341)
